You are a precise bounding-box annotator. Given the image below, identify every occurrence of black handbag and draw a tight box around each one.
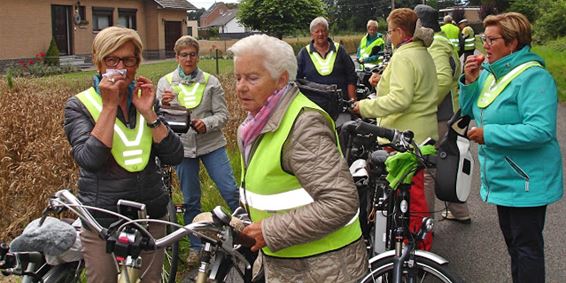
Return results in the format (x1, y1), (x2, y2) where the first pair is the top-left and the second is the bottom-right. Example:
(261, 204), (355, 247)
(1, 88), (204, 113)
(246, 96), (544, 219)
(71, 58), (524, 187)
(160, 104), (191, 134)
(295, 79), (342, 120)
(435, 110), (474, 203)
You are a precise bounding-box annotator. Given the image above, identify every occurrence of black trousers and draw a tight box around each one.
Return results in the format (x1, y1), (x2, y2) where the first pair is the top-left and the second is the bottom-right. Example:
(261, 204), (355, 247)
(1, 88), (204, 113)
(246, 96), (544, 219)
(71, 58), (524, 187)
(497, 205), (547, 283)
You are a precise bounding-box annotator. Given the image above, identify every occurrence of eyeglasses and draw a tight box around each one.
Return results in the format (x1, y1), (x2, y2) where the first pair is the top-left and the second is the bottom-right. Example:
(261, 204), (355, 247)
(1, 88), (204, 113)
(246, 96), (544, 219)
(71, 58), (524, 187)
(178, 52), (198, 59)
(480, 34), (503, 46)
(103, 56), (138, 67)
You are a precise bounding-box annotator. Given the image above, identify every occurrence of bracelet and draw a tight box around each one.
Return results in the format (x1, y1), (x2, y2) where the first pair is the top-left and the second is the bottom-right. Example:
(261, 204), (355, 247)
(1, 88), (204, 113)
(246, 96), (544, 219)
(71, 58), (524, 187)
(146, 118), (162, 129)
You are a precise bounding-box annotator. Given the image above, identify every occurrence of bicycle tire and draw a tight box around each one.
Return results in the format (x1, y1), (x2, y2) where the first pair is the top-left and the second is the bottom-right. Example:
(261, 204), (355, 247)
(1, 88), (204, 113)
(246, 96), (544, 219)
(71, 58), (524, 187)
(360, 254), (463, 283)
(161, 200), (179, 283)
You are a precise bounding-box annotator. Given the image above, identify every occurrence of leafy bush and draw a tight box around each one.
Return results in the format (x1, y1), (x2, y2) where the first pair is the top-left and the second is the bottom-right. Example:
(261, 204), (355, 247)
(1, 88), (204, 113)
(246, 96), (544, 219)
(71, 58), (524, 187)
(45, 37), (60, 66)
(533, 0), (566, 42)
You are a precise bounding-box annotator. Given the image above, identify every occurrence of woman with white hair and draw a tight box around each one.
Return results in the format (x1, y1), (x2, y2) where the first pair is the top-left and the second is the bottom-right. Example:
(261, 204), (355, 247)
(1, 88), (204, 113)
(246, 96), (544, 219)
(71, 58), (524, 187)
(231, 34), (367, 282)
(357, 19), (385, 65)
(297, 16), (357, 119)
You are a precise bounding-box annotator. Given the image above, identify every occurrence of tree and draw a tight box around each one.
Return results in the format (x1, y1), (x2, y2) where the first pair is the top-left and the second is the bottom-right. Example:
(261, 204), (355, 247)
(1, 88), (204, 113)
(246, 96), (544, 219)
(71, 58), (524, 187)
(237, 0), (326, 39)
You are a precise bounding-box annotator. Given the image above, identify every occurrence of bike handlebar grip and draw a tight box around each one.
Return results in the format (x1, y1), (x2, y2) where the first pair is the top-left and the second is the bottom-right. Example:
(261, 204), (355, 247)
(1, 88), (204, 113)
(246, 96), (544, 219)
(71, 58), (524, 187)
(355, 120), (396, 141)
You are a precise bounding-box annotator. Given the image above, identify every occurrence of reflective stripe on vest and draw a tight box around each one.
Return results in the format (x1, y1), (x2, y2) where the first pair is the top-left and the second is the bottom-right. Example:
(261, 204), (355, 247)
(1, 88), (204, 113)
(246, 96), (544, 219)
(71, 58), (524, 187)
(306, 42), (340, 76)
(463, 27), (475, 51)
(240, 93), (361, 258)
(165, 72), (210, 109)
(359, 35), (385, 63)
(477, 61), (542, 108)
(76, 87), (152, 172)
(441, 24), (460, 51)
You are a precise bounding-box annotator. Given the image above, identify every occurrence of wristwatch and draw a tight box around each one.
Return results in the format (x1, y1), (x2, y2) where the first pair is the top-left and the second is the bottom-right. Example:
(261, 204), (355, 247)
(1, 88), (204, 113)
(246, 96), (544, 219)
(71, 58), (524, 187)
(146, 118), (162, 128)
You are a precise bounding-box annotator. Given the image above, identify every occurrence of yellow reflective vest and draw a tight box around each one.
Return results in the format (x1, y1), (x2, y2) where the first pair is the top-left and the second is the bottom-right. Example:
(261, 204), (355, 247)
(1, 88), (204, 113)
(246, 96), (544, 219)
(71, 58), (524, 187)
(441, 23), (460, 52)
(76, 87), (152, 172)
(165, 71), (210, 109)
(240, 93), (362, 258)
(306, 42), (340, 76)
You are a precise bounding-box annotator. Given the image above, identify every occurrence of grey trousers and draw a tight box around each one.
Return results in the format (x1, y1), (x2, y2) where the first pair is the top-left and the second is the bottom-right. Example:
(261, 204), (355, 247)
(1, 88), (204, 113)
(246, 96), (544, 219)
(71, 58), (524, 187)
(80, 217), (167, 283)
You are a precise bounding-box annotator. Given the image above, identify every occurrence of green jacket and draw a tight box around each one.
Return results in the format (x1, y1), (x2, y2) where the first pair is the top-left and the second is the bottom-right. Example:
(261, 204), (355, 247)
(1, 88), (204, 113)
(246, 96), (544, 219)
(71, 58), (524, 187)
(359, 41), (439, 143)
(428, 32), (460, 106)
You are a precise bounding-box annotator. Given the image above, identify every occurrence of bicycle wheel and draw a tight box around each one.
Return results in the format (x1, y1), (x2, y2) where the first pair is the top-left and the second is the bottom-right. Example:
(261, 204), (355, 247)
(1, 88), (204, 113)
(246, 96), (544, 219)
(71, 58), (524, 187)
(41, 260), (85, 283)
(161, 201), (179, 283)
(360, 254), (462, 283)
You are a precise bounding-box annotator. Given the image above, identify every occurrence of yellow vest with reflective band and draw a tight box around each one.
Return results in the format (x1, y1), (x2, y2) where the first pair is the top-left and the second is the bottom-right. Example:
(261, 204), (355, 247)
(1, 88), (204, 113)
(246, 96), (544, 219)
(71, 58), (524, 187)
(165, 71), (210, 109)
(477, 61), (542, 108)
(240, 92), (361, 258)
(462, 26), (475, 51)
(306, 42), (340, 76)
(359, 35), (385, 64)
(441, 23), (460, 52)
(76, 87), (152, 172)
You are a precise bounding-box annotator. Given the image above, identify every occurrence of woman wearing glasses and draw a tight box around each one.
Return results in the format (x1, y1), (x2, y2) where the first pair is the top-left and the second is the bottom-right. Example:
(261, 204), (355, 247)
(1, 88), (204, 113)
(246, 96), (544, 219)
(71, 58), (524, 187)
(460, 12), (563, 282)
(353, 8), (438, 250)
(156, 35), (239, 266)
(63, 26), (183, 281)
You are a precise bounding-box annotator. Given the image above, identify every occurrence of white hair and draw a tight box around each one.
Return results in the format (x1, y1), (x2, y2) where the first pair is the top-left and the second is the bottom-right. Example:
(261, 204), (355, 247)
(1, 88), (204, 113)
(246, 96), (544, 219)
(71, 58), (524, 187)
(228, 34), (297, 81)
(444, 15), (453, 24)
(310, 16), (329, 33)
(367, 20), (378, 28)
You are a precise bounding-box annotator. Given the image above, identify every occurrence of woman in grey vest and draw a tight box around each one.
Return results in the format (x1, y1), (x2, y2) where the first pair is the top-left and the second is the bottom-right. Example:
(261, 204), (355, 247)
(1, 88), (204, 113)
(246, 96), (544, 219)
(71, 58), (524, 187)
(156, 36), (239, 266)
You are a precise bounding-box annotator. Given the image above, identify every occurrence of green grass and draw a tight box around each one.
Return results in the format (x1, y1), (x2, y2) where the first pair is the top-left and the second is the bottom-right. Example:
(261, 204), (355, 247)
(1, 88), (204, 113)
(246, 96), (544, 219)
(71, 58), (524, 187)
(532, 39), (566, 102)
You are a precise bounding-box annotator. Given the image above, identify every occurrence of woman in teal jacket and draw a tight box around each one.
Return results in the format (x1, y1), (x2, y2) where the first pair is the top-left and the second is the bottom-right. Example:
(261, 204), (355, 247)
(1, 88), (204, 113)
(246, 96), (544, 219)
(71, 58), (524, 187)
(460, 12), (563, 283)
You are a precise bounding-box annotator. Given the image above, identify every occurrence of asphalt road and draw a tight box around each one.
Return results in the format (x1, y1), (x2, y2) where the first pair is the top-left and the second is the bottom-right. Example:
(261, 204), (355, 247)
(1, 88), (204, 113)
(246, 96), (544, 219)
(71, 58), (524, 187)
(432, 103), (566, 282)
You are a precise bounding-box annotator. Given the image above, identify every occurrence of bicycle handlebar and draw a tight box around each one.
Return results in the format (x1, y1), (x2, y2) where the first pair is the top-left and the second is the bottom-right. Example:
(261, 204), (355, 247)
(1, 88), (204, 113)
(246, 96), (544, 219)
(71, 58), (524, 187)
(49, 190), (245, 251)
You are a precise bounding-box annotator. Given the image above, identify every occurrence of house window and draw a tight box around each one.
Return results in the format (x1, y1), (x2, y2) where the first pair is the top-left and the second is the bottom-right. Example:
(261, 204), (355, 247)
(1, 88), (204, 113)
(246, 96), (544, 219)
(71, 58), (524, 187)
(92, 7), (113, 31)
(118, 8), (137, 30)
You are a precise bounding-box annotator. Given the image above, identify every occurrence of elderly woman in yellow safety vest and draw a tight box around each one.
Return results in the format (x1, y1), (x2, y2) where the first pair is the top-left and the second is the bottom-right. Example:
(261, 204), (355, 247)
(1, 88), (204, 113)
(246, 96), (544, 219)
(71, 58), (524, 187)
(230, 34), (368, 282)
(357, 19), (385, 66)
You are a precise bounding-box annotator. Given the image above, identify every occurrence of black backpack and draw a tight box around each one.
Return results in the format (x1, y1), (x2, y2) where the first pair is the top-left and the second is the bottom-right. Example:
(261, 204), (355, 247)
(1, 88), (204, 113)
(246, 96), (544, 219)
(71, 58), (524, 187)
(435, 110), (474, 203)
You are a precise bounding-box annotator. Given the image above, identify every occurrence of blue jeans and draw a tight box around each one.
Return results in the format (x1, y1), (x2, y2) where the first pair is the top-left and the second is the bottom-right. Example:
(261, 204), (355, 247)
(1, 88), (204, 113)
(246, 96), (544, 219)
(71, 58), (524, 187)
(176, 147), (239, 249)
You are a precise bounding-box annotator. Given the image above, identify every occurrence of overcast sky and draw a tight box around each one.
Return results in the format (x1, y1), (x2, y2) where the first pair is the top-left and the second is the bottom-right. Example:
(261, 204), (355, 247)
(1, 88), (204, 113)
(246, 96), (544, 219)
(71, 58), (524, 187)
(189, 0), (239, 10)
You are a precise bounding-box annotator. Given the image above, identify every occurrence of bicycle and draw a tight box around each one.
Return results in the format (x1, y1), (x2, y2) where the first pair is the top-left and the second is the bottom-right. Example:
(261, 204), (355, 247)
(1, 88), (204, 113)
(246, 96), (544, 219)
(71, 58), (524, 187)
(48, 189), (257, 283)
(340, 120), (462, 283)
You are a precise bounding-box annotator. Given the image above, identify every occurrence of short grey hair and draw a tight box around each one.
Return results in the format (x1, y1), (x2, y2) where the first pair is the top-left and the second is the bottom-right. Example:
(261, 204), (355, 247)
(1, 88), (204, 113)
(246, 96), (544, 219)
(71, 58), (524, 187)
(174, 35), (199, 54)
(228, 34), (297, 81)
(310, 16), (329, 33)
(443, 15), (453, 24)
(367, 20), (378, 29)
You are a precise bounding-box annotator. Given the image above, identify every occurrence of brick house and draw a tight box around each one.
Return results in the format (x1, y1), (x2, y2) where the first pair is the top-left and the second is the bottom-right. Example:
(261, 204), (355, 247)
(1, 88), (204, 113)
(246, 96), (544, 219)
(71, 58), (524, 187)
(0, 0), (197, 70)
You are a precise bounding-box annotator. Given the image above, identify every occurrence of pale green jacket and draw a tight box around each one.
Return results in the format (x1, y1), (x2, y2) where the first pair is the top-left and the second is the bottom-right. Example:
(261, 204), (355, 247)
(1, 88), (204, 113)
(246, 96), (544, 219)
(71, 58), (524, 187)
(359, 41), (439, 143)
(428, 32), (461, 106)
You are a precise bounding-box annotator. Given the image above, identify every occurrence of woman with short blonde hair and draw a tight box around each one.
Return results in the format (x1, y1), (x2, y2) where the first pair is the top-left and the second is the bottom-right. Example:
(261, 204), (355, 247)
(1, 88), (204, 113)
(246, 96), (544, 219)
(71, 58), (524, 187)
(92, 26), (143, 72)
(461, 11), (562, 283)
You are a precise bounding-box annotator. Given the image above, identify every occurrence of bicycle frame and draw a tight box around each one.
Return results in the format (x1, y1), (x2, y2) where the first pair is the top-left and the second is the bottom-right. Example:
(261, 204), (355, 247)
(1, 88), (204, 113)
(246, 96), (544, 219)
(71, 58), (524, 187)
(342, 120), (442, 283)
(46, 190), (255, 283)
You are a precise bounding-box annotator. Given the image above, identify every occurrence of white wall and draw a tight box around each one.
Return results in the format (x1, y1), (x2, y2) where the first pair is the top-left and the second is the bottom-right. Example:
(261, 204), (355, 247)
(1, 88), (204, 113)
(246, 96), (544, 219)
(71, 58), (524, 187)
(224, 17), (245, 33)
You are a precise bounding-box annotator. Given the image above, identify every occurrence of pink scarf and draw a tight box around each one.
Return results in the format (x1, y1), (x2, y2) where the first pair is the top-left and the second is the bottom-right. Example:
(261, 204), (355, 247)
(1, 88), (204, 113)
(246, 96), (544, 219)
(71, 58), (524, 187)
(239, 85), (289, 161)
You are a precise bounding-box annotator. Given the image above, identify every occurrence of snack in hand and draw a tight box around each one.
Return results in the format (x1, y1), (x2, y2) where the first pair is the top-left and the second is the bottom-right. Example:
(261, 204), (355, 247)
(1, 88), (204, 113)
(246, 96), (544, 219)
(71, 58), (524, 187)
(475, 54), (485, 63)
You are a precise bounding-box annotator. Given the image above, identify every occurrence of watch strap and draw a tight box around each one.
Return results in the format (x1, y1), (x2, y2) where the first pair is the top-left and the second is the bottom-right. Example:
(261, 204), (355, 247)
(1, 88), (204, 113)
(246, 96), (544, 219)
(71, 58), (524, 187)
(146, 118), (162, 128)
